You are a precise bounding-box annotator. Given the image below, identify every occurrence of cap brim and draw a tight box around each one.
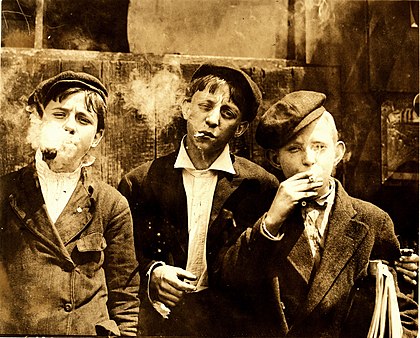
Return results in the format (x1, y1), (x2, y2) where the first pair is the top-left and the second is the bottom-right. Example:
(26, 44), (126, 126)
(291, 106), (326, 136)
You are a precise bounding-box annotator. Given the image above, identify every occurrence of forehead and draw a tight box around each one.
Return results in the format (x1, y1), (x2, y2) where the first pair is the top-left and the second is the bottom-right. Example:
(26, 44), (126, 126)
(192, 81), (232, 101)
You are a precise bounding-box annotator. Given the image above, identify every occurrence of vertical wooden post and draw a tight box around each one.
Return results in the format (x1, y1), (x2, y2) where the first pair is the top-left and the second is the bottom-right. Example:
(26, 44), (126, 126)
(287, 0), (296, 60)
(286, 0), (306, 62)
(34, 0), (44, 48)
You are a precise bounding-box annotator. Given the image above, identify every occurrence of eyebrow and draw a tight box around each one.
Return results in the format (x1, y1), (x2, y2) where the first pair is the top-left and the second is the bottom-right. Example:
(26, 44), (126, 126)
(52, 106), (94, 116)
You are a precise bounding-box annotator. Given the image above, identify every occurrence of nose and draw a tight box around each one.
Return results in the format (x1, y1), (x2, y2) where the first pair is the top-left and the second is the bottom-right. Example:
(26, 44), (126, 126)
(63, 115), (76, 135)
(302, 147), (317, 166)
(205, 107), (221, 127)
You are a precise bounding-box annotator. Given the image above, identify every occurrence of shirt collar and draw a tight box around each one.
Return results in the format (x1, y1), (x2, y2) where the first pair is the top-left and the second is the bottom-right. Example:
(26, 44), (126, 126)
(174, 135), (236, 175)
(313, 178), (336, 207)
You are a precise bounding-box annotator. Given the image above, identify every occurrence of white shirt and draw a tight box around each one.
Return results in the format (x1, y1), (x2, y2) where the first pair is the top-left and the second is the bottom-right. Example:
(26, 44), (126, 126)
(174, 137), (236, 291)
(35, 149), (95, 224)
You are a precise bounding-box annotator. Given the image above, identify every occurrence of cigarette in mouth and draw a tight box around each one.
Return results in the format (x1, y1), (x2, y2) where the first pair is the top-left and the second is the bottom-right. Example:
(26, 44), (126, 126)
(41, 148), (58, 161)
(194, 132), (205, 137)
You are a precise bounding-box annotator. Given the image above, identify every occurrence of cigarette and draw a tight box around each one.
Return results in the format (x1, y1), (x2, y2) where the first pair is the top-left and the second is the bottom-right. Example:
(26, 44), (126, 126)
(194, 132), (205, 137)
(41, 148), (57, 160)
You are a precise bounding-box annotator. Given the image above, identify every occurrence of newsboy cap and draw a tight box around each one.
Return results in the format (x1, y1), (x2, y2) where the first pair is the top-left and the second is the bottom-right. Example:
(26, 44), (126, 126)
(28, 70), (108, 107)
(191, 63), (262, 122)
(256, 90), (327, 149)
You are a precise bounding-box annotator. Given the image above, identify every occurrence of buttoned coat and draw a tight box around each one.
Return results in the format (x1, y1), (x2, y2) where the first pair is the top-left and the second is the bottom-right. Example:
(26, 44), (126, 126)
(118, 150), (279, 336)
(217, 179), (418, 337)
(0, 163), (140, 336)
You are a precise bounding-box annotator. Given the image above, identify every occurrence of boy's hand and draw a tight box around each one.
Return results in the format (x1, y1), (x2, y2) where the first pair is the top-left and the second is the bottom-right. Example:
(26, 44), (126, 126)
(395, 253), (419, 286)
(265, 170), (323, 235)
(150, 265), (197, 307)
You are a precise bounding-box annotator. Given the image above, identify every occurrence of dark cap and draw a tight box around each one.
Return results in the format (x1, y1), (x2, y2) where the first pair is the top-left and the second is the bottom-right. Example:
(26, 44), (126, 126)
(28, 70), (108, 107)
(256, 90), (327, 149)
(191, 63), (262, 122)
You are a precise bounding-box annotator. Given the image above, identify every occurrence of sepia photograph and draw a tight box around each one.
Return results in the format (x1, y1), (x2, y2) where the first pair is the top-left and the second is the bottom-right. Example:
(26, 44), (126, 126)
(0, 0), (418, 336)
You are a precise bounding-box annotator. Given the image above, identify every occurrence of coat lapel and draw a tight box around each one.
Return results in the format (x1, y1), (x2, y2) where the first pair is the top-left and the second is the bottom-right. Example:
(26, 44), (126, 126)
(54, 175), (94, 245)
(209, 171), (243, 228)
(298, 181), (369, 318)
(287, 229), (315, 284)
(9, 165), (73, 263)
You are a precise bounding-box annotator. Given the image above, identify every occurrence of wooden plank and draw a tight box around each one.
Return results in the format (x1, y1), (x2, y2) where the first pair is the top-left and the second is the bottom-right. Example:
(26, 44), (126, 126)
(34, 0), (44, 48)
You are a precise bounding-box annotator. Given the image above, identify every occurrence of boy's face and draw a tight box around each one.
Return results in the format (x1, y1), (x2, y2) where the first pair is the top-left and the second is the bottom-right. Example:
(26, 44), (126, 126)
(182, 83), (248, 161)
(39, 91), (103, 172)
(276, 115), (344, 196)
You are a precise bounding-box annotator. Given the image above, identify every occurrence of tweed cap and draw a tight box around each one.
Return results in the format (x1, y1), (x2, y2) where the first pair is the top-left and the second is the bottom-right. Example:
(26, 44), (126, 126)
(191, 63), (262, 122)
(256, 90), (327, 149)
(28, 70), (108, 107)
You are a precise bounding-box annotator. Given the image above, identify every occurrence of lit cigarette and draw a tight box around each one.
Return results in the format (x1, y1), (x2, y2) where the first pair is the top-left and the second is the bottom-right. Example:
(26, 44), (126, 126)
(194, 132), (205, 137)
(41, 148), (58, 161)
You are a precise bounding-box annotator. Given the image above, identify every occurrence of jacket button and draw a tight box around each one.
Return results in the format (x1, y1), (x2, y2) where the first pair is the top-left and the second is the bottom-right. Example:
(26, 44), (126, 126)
(64, 303), (73, 312)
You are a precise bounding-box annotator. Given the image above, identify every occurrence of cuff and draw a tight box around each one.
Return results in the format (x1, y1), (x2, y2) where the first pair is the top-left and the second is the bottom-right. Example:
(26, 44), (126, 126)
(260, 213), (284, 241)
(146, 261), (171, 319)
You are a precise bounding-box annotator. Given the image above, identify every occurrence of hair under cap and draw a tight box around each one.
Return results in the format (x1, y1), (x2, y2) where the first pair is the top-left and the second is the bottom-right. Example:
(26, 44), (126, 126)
(28, 70), (108, 107)
(256, 90), (327, 149)
(191, 63), (262, 122)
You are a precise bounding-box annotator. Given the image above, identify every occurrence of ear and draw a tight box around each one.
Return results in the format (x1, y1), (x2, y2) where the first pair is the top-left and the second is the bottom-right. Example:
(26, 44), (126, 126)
(234, 121), (249, 138)
(181, 99), (191, 120)
(91, 129), (104, 148)
(266, 149), (282, 170)
(334, 140), (346, 166)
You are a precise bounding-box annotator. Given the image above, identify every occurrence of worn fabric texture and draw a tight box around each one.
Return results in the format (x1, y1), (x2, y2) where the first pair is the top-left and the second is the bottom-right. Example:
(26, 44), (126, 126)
(218, 179), (418, 338)
(118, 150), (278, 336)
(0, 163), (140, 336)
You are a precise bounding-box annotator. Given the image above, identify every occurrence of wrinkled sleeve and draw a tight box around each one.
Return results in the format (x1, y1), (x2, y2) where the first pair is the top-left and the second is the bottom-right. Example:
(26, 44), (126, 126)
(104, 196), (140, 336)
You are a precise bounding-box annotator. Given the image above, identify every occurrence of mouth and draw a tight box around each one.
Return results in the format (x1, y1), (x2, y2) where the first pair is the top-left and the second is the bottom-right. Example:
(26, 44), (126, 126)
(194, 131), (215, 139)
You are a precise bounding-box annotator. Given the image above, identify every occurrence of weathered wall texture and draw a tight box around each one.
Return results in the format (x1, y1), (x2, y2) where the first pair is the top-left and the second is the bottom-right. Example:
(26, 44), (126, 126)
(0, 49), (340, 185)
(1, 0), (418, 243)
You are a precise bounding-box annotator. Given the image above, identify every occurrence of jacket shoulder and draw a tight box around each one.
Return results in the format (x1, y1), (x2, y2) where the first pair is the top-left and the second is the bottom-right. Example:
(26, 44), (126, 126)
(233, 155), (279, 187)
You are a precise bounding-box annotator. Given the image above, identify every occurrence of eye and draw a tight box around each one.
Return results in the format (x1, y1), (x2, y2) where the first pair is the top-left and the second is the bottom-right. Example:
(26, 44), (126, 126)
(221, 108), (237, 119)
(52, 111), (66, 119)
(312, 143), (327, 151)
(198, 103), (213, 111)
(76, 114), (93, 125)
(286, 145), (301, 153)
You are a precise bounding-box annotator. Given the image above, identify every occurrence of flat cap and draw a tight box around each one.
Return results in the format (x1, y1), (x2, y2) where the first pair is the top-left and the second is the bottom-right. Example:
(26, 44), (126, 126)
(192, 63), (262, 122)
(28, 70), (108, 107)
(256, 90), (327, 149)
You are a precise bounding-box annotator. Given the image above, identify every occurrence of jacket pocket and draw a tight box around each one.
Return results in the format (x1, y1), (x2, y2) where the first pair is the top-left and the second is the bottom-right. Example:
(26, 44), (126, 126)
(74, 232), (107, 277)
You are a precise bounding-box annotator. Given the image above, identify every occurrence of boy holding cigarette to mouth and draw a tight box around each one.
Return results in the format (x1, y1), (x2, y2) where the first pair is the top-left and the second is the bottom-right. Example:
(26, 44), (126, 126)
(217, 91), (418, 337)
(0, 71), (140, 335)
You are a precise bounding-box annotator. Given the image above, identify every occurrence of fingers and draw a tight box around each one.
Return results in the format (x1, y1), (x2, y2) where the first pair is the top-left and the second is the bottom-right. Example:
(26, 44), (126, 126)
(151, 265), (197, 308)
(399, 253), (419, 263)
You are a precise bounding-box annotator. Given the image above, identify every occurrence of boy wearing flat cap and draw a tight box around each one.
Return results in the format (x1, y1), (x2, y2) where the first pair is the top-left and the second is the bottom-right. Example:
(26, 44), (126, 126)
(218, 91), (418, 337)
(0, 71), (140, 336)
(118, 63), (278, 336)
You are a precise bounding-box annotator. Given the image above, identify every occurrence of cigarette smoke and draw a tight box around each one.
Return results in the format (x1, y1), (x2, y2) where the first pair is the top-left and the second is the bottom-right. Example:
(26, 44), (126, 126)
(122, 63), (186, 131)
(26, 113), (80, 167)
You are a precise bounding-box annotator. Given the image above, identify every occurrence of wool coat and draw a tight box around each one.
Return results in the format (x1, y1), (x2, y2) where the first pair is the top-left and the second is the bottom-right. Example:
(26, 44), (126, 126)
(217, 179), (418, 337)
(118, 150), (279, 336)
(0, 163), (140, 336)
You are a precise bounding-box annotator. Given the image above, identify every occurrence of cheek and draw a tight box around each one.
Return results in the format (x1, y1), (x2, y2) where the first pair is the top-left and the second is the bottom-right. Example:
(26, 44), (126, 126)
(278, 157), (299, 177)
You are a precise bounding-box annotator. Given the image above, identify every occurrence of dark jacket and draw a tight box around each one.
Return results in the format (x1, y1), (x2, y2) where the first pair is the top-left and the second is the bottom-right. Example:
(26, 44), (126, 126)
(0, 163), (140, 336)
(218, 179), (418, 338)
(118, 151), (279, 336)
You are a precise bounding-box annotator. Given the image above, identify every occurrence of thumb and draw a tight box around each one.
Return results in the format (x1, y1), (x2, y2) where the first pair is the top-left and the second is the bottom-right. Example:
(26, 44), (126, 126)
(175, 268), (197, 281)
